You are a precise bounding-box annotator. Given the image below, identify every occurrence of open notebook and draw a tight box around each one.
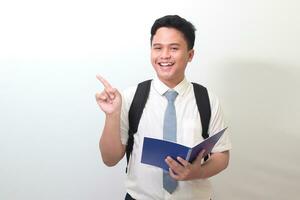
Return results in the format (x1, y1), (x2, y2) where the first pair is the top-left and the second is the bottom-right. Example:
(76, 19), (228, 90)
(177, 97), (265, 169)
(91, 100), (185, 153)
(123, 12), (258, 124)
(141, 127), (227, 171)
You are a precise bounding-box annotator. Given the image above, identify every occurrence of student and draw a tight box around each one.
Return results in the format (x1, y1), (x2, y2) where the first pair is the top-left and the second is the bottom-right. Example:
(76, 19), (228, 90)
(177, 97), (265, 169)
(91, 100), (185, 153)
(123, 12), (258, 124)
(95, 15), (231, 200)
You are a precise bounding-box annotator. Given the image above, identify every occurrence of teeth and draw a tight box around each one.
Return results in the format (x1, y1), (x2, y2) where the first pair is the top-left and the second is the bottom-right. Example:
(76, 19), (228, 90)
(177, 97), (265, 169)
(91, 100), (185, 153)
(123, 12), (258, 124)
(159, 62), (173, 66)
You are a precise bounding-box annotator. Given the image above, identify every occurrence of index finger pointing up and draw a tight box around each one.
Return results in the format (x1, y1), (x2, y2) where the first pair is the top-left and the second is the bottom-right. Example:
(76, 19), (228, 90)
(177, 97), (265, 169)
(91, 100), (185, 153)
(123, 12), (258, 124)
(96, 75), (112, 89)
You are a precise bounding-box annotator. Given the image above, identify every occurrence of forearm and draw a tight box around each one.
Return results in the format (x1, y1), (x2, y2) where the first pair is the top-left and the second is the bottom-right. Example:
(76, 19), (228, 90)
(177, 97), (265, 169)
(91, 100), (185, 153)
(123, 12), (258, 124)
(99, 112), (125, 166)
(199, 151), (230, 179)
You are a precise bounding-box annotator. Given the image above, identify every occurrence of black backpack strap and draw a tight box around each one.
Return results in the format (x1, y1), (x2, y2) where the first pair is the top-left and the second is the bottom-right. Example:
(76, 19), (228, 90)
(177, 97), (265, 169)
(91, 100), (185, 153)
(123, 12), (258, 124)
(126, 79), (152, 172)
(192, 82), (211, 161)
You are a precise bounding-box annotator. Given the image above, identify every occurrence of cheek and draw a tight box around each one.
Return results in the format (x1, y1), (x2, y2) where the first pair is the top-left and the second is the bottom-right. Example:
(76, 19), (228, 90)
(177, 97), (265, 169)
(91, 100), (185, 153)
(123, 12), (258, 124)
(150, 56), (155, 65)
(151, 52), (158, 63)
(174, 54), (185, 64)
(178, 53), (190, 63)
(150, 57), (157, 70)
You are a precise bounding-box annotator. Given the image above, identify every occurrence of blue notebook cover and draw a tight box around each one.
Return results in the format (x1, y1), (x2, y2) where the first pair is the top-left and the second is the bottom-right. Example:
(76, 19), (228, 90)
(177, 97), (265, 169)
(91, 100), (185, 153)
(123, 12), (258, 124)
(141, 127), (227, 171)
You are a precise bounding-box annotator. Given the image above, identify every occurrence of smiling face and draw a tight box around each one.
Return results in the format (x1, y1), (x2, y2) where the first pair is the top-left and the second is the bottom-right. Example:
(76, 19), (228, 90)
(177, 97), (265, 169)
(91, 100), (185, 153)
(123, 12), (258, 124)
(151, 27), (194, 88)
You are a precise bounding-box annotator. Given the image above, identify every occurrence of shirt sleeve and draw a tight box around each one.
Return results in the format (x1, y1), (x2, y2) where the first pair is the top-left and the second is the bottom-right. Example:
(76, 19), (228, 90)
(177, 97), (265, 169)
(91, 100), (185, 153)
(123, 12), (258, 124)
(120, 86), (137, 145)
(207, 91), (232, 153)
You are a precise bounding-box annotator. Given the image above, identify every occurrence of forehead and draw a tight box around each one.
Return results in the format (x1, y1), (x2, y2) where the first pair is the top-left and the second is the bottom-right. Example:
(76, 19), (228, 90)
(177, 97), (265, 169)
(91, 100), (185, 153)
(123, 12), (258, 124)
(152, 27), (187, 46)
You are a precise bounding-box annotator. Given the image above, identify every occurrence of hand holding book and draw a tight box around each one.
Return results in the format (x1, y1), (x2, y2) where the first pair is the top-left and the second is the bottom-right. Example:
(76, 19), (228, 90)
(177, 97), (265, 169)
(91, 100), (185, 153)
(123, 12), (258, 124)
(141, 127), (227, 171)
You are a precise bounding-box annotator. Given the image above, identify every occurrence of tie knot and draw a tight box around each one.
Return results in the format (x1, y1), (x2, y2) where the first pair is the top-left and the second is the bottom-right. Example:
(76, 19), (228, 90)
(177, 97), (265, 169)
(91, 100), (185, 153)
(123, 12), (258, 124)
(164, 90), (178, 102)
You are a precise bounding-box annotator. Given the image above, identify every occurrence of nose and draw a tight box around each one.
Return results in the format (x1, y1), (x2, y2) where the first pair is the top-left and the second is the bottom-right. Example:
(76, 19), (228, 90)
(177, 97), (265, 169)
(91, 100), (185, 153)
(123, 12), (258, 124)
(160, 49), (171, 59)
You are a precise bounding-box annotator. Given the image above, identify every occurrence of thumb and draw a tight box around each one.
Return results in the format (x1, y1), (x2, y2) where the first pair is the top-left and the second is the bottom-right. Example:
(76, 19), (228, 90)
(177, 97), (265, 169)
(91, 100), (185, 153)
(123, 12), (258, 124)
(194, 150), (205, 165)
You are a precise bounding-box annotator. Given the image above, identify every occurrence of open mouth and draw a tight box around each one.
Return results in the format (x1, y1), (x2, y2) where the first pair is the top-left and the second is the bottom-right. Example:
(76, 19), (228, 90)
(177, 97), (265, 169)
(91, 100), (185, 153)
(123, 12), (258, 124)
(158, 62), (174, 67)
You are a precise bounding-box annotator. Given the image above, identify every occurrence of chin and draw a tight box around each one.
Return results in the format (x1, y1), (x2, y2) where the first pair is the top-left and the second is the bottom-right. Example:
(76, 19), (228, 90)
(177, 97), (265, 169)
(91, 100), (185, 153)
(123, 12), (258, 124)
(158, 75), (175, 83)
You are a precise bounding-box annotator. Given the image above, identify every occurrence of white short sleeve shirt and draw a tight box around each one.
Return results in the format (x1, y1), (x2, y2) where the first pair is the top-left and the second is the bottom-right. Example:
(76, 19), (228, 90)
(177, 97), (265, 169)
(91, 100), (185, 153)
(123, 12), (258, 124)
(120, 77), (231, 200)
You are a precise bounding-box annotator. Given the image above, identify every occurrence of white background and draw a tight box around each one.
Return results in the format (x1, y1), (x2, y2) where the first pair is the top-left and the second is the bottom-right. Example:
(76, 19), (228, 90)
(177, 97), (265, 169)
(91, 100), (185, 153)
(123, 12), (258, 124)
(0, 0), (299, 199)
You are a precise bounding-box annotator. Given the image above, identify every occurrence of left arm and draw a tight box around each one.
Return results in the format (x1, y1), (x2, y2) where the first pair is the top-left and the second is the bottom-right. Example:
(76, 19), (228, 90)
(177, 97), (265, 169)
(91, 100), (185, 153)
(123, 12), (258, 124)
(166, 150), (230, 180)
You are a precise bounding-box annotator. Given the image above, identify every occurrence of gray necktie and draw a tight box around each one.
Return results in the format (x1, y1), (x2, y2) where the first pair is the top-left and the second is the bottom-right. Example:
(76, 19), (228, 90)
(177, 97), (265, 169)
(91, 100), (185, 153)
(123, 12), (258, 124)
(163, 90), (178, 194)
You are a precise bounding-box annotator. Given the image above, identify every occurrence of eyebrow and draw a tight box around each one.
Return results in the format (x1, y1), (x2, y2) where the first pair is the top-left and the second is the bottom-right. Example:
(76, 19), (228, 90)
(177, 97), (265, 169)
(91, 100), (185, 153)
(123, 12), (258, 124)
(152, 43), (180, 47)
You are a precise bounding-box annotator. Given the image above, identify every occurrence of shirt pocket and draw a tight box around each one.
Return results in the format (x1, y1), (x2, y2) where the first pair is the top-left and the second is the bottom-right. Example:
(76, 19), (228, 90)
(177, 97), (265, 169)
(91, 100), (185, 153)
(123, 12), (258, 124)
(181, 119), (203, 147)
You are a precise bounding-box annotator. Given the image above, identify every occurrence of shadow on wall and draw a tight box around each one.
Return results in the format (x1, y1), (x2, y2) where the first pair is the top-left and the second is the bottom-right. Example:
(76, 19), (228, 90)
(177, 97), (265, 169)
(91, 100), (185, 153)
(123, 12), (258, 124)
(212, 60), (300, 200)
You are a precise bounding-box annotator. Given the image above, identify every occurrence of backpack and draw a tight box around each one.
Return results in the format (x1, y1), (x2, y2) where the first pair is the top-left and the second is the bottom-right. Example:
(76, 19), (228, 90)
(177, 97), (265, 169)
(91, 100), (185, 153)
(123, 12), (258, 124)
(125, 80), (211, 172)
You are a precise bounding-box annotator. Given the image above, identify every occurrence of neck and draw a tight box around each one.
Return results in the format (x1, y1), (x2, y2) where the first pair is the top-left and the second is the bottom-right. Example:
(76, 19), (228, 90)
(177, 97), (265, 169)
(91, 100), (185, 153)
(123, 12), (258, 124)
(159, 77), (184, 88)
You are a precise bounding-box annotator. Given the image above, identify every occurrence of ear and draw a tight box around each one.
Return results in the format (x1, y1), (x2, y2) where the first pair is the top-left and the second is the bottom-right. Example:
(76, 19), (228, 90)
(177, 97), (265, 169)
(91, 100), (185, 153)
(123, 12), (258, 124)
(188, 49), (194, 62)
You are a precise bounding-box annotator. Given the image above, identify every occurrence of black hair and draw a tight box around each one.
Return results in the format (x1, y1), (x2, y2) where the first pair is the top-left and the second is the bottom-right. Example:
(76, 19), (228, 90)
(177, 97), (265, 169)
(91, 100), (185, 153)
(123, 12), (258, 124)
(150, 15), (196, 50)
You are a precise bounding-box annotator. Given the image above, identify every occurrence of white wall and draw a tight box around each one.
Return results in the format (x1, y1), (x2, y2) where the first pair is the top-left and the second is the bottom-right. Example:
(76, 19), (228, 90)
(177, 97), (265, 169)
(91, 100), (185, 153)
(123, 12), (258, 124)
(1, 0), (299, 199)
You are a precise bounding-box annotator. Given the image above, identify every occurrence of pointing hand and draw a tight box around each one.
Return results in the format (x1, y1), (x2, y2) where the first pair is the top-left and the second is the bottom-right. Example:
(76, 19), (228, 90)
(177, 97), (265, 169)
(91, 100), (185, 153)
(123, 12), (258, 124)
(95, 75), (122, 115)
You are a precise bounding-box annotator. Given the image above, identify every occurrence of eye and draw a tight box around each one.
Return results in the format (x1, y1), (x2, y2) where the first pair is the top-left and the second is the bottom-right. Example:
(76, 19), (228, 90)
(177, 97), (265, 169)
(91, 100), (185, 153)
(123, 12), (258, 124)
(153, 47), (161, 50)
(171, 47), (178, 51)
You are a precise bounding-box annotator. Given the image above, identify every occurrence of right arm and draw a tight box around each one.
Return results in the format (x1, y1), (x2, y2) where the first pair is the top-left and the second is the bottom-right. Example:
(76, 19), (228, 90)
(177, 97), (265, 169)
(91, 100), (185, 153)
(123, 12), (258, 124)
(95, 75), (126, 166)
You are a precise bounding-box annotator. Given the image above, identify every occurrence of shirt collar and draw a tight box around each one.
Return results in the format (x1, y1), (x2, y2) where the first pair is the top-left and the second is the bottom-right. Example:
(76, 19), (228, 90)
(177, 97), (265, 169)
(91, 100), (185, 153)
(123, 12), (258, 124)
(153, 77), (190, 96)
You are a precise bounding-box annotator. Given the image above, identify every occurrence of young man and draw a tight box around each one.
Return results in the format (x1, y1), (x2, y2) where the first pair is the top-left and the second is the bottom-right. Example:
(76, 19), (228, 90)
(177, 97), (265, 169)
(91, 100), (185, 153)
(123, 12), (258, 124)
(95, 15), (231, 200)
